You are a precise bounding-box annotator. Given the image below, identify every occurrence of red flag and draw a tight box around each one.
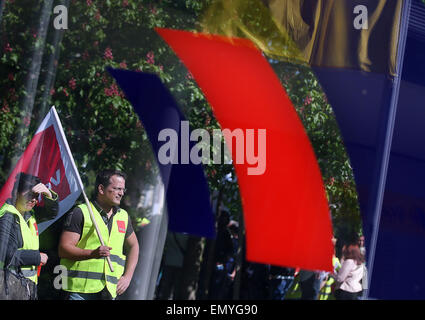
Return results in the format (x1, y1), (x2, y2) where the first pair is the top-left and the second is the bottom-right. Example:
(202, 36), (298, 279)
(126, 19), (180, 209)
(0, 107), (82, 233)
(156, 28), (334, 272)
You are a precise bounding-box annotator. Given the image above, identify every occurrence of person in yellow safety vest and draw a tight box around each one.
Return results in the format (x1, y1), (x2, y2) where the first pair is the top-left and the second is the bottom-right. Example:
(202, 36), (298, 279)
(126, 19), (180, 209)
(319, 236), (341, 300)
(0, 172), (58, 300)
(59, 169), (139, 300)
(319, 256), (341, 300)
(283, 268), (301, 300)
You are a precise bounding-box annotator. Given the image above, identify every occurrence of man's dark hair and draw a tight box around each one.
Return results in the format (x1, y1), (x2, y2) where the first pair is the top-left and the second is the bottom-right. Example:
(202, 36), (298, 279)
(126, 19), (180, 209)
(94, 169), (127, 198)
(11, 172), (41, 204)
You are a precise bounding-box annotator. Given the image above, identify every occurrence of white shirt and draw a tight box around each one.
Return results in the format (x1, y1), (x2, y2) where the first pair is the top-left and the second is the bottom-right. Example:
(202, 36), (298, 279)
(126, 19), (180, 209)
(336, 259), (363, 293)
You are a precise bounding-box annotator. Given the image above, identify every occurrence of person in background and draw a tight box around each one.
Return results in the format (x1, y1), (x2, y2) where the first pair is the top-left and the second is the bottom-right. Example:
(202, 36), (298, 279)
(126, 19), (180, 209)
(224, 220), (239, 299)
(156, 232), (188, 300)
(240, 261), (269, 300)
(0, 172), (58, 299)
(319, 236), (341, 300)
(298, 269), (322, 300)
(358, 234), (366, 256)
(208, 210), (234, 299)
(334, 242), (364, 300)
(268, 265), (296, 300)
(357, 233), (368, 298)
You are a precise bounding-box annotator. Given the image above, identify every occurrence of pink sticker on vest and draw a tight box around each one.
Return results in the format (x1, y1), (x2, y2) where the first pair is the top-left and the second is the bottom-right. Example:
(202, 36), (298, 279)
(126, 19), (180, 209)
(117, 220), (126, 233)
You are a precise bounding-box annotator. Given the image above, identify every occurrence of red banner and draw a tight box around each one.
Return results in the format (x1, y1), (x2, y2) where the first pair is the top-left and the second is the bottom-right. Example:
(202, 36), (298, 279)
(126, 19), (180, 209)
(0, 107), (82, 233)
(157, 28), (334, 271)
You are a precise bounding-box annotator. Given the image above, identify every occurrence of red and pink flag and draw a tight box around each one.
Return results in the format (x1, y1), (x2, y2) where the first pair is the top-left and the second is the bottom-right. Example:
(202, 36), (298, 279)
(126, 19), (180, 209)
(0, 106), (82, 233)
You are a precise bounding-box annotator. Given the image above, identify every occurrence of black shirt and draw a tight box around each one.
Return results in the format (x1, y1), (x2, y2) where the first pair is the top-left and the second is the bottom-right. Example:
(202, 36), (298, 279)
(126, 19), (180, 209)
(62, 201), (133, 239)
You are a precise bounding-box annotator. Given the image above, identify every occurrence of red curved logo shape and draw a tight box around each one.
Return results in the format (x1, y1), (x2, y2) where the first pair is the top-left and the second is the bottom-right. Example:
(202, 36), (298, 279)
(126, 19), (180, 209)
(156, 28), (333, 272)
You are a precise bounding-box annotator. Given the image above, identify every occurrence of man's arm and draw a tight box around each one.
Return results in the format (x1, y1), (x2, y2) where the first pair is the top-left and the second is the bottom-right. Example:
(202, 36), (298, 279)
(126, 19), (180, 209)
(59, 207), (112, 261)
(117, 231), (139, 295)
(58, 230), (112, 261)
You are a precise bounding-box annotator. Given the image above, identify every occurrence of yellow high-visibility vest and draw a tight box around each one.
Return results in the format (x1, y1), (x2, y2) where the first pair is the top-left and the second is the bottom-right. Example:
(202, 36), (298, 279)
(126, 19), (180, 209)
(0, 203), (39, 284)
(319, 256), (341, 300)
(60, 202), (128, 298)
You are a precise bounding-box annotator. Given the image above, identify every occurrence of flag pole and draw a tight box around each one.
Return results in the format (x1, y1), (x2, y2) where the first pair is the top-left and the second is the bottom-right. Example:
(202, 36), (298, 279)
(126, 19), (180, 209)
(80, 190), (114, 273)
(50, 106), (114, 272)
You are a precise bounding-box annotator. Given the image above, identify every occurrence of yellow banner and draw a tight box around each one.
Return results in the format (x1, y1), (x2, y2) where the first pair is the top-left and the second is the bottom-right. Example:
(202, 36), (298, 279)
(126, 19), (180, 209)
(201, 0), (403, 75)
(201, 0), (307, 64)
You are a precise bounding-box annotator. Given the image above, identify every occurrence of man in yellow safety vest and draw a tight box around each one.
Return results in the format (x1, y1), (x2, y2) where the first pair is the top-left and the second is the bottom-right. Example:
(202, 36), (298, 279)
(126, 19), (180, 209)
(59, 169), (139, 300)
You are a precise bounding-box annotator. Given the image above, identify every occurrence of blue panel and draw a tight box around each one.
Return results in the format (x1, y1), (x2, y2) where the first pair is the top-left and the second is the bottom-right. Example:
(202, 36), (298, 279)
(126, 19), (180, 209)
(373, 79), (425, 298)
(312, 67), (392, 251)
(402, 36), (425, 87)
(313, 17), (425, 298)
(373, 153), (425, 298)
(107, 68), (215, 238)
(369, 16), (425, 297)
